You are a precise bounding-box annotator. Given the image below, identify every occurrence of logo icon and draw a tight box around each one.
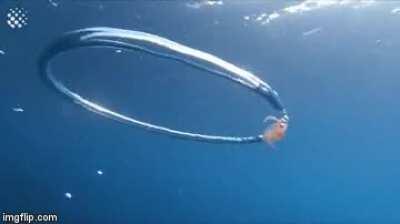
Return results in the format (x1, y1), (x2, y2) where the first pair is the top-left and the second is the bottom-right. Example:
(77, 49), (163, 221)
(6, 7), (28, 29)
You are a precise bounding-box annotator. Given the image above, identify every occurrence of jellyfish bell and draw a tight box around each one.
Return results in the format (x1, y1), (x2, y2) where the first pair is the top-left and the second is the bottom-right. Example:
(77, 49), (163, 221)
(262, 116), (288, 147)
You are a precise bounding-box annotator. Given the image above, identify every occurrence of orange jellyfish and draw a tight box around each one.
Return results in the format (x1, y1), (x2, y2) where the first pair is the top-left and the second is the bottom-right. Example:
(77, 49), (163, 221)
(262, 116), (288, 147)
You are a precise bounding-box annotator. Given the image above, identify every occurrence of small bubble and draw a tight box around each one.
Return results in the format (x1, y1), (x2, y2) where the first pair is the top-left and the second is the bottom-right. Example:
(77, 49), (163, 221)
(97, 170), (103, 175)
(12, 107), (24, 112)
(49, 0), (59, 7)
(65, 192), (72, 199)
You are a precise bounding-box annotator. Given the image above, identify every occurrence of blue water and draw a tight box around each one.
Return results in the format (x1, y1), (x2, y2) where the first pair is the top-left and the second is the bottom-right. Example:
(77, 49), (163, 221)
(1, 1), (400, 223)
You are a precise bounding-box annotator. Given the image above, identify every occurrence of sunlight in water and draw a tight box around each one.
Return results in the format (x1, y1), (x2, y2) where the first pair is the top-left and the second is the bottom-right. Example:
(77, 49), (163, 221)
(244, 0), (376, 25)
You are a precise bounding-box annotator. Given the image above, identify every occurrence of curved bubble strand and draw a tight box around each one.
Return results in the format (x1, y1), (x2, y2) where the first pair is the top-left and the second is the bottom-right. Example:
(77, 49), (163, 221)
(39, 27), (289, 144)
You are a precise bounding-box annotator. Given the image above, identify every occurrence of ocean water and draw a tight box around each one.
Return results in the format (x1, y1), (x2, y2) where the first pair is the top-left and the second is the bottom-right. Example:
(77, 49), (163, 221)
(1, 0), (400, 223)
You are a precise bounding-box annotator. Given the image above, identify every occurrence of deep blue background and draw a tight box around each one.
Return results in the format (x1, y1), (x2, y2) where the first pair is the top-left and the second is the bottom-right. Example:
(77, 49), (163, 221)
(1, 1), (400, 223)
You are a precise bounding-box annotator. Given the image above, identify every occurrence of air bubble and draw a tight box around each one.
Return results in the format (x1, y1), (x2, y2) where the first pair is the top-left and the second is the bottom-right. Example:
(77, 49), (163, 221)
(64, 192), (72, 199)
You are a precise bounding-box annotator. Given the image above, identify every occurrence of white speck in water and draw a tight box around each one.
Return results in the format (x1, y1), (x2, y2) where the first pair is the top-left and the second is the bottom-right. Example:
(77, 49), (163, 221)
(65, 192), (72, 199)
(262, 12), (280, 24)
(392, 8), (400, 14)
(97, 170), (103, 175)
(0, 50), (4, 55)
(302, 27), (323, 37)
(12, 107), (24, 112)
(255, 13), (267, 21)
(49, 0), (59, 7)
(186, 0), (223, 9)
(206, 0), (223, 6)
(115, 49), (122, 53)
(243, 15), (250, 21)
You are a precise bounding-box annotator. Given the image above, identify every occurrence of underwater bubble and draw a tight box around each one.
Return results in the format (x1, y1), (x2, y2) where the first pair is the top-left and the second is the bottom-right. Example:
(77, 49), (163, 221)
(12, 107), (24, 112)
(64, 192), (72, 199)
(49, 0), (59, 7)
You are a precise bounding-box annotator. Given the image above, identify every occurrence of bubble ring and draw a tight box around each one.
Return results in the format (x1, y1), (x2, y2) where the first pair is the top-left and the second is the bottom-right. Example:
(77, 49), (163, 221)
(39, 27), (288, 144)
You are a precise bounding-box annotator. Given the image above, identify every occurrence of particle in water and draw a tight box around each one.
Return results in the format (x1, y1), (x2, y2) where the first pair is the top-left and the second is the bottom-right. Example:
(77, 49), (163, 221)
(302, 27), (322, 37)
(97, 170), (103, 175)
(49, 0), (59, 7)
(65, 192), (72, 199)
(392, 8), (400, 14)
(12, 107), (24, 112)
